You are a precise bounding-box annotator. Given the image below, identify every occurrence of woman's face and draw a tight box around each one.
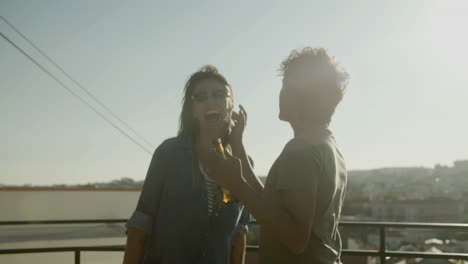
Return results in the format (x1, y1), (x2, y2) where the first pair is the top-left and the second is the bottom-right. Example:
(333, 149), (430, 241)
(191, 78), (233, 132)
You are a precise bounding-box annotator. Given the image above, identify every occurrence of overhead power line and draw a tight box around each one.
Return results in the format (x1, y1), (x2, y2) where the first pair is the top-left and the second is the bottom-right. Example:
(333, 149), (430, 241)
(0, 15), (155, 150)
(0, 31), (153, 155)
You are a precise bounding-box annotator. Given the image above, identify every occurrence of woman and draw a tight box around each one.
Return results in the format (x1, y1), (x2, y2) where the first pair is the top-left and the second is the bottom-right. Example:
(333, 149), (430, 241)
(123, 65), (250, 264)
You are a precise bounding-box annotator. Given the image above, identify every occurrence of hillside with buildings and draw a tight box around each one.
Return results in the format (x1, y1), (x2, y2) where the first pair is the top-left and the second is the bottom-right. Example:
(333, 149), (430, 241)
(343, 160), (468, 223)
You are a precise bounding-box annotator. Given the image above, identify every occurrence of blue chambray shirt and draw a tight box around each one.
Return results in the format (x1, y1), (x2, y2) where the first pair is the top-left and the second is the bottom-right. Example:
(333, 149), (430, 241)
(127, 136), (250, 264)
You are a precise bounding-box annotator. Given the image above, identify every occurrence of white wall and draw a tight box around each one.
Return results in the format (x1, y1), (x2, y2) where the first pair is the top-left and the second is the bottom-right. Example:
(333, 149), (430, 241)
(0, 190), (140, 221)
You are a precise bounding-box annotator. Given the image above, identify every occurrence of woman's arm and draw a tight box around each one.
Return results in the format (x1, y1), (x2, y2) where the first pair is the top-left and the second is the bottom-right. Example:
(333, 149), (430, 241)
(124, 141), (170, 263)
(230, 231), (246, 264)
(123, 227), (147, 264)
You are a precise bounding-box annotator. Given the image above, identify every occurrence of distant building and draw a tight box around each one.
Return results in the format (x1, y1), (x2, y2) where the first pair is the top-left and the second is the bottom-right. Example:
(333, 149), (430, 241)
(343, 198), (466, 223)
(454, 160), (468, 171)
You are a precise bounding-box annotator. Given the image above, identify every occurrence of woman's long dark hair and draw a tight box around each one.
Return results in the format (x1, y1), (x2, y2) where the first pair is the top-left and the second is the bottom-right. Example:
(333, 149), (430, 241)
(177, 65), (233, 143)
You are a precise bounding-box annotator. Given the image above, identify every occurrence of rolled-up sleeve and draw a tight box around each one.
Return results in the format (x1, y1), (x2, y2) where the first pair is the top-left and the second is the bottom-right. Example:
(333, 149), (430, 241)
(126, 141), (169, 233)
(127, 210), (153, 233)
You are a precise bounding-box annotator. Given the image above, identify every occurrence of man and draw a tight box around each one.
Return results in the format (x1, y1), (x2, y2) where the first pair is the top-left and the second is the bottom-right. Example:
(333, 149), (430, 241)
(202, 47), (350, 264)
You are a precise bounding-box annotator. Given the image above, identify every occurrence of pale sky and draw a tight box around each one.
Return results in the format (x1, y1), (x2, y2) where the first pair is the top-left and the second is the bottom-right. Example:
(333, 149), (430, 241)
(1, 0), (467, 185)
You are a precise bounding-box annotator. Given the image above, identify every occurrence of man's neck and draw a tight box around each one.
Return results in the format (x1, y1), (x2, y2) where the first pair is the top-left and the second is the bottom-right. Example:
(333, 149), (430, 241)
(290, 121), (329, 140)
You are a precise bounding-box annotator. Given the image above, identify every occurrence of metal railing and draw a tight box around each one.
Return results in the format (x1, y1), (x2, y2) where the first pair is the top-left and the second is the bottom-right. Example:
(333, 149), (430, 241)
(1, 219), (467, 264)
(338, 221), (468, 263)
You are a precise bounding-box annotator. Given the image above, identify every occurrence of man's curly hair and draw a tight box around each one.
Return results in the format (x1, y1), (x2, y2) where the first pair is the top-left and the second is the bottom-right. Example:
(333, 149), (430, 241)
(279, 47), (350, 124)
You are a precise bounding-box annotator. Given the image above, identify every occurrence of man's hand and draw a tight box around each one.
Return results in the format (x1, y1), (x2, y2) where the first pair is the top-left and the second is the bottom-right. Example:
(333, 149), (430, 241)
(200, 149), (244, 192)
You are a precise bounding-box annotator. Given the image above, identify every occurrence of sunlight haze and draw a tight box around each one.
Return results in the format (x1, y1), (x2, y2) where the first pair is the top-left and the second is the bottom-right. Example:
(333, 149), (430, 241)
(1, 0), (467, 185)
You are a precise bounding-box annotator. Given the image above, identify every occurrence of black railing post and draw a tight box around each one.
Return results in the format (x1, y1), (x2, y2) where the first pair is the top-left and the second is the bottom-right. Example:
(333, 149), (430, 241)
(380, 226), (386, 264)
(74, 250), (80, 264)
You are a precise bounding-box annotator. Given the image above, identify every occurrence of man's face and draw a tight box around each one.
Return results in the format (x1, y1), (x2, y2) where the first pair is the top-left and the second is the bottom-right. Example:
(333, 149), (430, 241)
(279, 77), (301, 122)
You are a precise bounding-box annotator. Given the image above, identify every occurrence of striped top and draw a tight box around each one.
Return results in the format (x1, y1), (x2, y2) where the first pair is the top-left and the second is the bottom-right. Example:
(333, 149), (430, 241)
(199, 162), (222, 216)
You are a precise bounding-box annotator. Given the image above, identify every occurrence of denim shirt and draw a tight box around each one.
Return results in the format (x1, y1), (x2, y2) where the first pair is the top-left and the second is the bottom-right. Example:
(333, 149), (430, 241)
(127, 136), (250, 264)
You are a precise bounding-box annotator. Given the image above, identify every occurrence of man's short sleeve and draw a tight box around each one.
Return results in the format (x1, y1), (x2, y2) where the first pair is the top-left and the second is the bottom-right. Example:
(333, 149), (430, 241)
(126, 141), (169, 233)
(275, 148), (321, 192)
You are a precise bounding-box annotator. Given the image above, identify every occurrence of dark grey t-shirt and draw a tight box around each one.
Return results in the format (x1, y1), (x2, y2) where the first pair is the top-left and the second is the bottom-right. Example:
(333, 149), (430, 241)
(259, 135), (347, 264)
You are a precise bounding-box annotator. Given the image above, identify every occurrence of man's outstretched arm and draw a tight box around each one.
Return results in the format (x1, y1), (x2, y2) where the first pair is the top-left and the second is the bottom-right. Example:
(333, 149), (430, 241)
(230, 141), (264, 194)
(204, 151), (317, 254)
